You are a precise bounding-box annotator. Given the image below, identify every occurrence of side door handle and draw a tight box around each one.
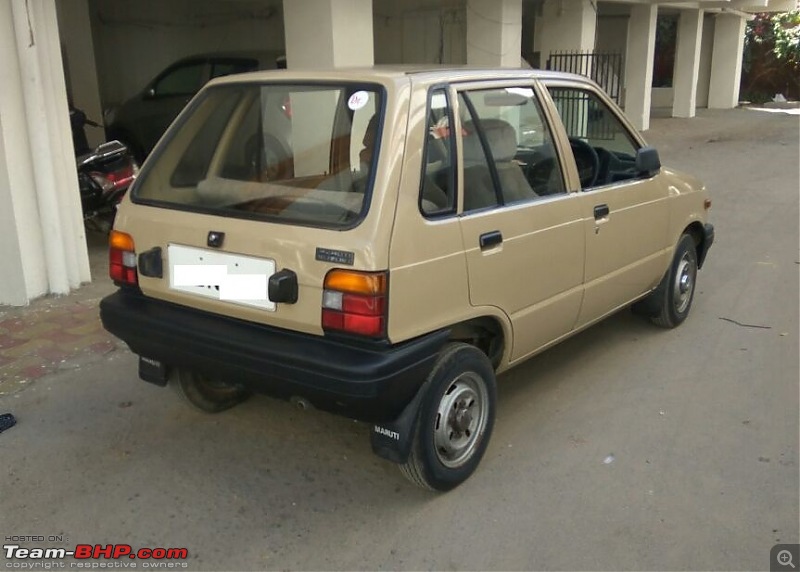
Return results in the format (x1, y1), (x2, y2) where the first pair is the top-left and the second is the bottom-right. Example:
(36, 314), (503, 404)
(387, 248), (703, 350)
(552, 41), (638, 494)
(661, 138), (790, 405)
(479, 230), (503, 249)
(594, 204), (610, 220)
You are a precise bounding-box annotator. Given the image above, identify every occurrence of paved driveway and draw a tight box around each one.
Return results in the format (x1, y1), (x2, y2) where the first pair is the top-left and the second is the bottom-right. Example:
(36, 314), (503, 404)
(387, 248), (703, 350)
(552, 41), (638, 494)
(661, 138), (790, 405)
(1, 107), (797, 571)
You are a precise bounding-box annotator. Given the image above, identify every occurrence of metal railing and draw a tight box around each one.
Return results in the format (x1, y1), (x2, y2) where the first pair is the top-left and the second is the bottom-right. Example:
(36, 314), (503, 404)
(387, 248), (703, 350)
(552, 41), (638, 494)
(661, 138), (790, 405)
(546, 51), (624, 105)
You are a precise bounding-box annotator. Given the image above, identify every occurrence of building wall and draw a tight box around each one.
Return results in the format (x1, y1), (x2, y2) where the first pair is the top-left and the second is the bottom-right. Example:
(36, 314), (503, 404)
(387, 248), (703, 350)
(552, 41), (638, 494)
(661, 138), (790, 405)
(695, 14), (715, 108)
(374, 3), (466, 65)
(596, 15), (628, 56)
(89, 0), (286, 107)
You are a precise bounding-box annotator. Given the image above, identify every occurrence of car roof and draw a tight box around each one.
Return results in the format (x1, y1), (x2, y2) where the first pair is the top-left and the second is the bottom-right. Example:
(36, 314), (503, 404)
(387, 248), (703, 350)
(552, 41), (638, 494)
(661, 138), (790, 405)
(208, 65), (592, 89)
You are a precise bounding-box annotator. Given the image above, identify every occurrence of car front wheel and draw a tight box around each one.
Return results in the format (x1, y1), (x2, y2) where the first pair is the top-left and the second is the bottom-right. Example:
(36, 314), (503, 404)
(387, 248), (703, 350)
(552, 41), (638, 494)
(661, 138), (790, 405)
(651, 233), (698, 328)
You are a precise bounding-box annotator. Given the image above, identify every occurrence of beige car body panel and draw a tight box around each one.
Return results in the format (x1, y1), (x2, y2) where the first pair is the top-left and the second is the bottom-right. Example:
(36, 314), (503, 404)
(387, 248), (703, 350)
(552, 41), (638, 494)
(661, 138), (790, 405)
(116, 70), (413, 336)
(116, 67), (710, 374)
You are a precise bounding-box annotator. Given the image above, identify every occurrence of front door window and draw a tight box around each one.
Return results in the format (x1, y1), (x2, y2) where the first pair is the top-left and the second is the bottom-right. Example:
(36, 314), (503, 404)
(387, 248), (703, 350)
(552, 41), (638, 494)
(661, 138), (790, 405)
(547, 87), (640, 190)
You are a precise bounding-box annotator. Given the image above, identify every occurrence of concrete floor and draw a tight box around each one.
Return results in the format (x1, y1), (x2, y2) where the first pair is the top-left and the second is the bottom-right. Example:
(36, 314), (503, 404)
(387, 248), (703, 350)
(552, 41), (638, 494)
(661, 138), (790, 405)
(1, 107), (798, 571)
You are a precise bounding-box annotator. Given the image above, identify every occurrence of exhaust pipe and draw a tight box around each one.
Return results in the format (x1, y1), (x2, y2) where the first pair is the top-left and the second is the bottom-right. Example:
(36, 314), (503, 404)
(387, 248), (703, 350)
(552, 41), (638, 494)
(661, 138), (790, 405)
(290, 396), (313, 411)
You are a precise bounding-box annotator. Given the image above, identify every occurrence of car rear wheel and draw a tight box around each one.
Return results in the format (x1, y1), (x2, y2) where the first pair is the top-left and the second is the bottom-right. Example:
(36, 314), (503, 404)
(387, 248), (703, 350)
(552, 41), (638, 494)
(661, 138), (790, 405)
(400, 343), (496, 491)
(172, 368), (249, 413)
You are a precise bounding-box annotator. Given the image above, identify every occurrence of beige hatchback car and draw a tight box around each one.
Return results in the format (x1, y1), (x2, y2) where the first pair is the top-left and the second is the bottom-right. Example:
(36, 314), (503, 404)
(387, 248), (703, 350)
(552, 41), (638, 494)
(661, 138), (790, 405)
(100, 67), (714, 491)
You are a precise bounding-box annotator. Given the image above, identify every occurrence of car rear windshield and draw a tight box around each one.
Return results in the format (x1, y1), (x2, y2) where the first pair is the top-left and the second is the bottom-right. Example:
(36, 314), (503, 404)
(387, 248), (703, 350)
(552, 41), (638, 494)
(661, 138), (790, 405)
(133, 82), (384, 228)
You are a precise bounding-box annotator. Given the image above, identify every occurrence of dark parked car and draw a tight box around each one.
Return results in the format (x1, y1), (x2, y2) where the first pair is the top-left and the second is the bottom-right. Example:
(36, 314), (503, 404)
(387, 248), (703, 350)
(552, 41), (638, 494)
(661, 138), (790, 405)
(105, 52), (282, 161)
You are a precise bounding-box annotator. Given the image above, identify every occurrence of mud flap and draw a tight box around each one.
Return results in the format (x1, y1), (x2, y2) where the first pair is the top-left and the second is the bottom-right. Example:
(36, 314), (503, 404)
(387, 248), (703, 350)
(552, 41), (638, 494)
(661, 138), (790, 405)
(370, 381), (430, 464)
(138, 356), (168, 387)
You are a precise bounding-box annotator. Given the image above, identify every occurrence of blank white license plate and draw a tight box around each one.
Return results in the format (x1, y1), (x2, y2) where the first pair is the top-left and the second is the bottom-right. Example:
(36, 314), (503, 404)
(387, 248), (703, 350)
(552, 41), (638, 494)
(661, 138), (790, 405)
(168, 244), (276, 311)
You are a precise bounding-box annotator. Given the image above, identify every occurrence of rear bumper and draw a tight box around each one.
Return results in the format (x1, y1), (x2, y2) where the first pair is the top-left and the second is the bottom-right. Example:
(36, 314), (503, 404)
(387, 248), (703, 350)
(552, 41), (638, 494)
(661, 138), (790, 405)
(100, 290), (448, 423)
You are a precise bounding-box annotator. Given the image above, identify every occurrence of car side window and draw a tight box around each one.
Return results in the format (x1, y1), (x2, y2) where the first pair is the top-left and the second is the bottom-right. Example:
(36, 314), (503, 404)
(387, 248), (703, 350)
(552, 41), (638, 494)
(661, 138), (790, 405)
(459, 87), (566, 213)
(547, 87), (640, 190)
(154, 63), (206, 97)
(419, 89), (457, 216)
(210, 60), (255, 80)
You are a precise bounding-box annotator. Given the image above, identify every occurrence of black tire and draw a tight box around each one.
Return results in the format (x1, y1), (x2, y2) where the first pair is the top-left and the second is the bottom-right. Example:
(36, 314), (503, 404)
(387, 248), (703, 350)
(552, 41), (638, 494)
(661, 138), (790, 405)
(650, 233), (698, 328)
(400, 343), (497, 491)
(171, 368), (249, 413)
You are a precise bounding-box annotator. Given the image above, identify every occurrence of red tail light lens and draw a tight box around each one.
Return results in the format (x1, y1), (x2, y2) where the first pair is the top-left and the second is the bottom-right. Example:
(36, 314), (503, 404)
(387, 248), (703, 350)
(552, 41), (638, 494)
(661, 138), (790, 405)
(321, 270), (387, 337)
(109, 230), (137, 285)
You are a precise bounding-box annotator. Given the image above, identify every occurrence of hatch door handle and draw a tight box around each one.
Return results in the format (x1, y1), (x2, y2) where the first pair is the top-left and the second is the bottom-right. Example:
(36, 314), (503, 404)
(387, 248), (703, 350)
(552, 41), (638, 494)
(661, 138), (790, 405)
(479, 230), (503, 250)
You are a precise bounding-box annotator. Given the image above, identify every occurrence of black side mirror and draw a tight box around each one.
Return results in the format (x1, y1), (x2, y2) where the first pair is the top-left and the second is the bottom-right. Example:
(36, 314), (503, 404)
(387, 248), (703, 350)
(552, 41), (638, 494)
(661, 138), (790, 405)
(635, 146), (661, 177)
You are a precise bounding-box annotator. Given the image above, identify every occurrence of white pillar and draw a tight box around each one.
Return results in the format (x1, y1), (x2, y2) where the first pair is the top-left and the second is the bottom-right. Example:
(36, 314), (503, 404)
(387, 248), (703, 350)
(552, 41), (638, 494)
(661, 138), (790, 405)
(55, 0), (104, 148)
(624, 4), (657, 131)
(0, 0), (90, 306)
(466, 0), (522, 67)
(672, 9), (704, 118)
(708, 14), (746, 109)
(534, 0), (597, 67)
(283, 0), (374, 69)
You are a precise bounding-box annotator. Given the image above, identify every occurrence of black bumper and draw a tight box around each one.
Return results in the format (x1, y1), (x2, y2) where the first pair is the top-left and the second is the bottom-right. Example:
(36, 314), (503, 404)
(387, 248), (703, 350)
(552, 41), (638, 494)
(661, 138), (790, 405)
(99, 290), (448, 423)
(698, 223), (714, 268)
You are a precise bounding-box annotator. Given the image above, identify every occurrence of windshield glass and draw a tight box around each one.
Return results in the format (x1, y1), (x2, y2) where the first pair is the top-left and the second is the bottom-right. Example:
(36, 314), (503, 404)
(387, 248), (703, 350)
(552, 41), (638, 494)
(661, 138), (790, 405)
(133, 83), (384, 228)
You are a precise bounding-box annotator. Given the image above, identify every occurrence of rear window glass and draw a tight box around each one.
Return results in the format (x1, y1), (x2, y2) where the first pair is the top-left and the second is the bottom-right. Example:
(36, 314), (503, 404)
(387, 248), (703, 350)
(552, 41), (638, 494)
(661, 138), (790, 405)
(133, 83), (384, 228)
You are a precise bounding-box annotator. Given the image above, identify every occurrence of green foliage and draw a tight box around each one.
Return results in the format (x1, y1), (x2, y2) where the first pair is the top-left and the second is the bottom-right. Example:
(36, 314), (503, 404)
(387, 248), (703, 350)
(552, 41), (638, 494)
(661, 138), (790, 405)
(746, 10), (800, 64)
(742, 10), (800, 100)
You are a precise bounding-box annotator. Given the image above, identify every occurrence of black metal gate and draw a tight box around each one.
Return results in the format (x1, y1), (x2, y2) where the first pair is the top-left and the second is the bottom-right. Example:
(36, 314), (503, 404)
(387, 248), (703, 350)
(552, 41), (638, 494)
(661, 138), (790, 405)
(546, 51), (624, 104)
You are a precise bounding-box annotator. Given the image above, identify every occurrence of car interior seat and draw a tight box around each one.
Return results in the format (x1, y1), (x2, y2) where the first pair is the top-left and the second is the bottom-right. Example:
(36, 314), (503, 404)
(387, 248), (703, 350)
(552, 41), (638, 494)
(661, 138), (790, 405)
(462, 119), (538, 210)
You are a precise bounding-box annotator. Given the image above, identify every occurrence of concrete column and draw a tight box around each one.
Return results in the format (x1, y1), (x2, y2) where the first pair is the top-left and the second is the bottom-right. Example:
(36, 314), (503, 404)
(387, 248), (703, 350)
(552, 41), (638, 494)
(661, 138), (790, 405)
(672, 9), (704, 118)
(624, 4), (657, 131)
(708, 14), (746, 109)
(534, 0), (597, 67)
(55, 0), (104, 148)
(283, 0), (374, 69)
(0, 0), (90, 306)
(466, 0), (522, 67)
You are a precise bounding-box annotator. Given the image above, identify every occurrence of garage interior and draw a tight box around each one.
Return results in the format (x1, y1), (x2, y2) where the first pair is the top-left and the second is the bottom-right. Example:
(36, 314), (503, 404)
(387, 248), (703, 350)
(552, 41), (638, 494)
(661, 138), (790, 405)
(0, 0), (791, 305)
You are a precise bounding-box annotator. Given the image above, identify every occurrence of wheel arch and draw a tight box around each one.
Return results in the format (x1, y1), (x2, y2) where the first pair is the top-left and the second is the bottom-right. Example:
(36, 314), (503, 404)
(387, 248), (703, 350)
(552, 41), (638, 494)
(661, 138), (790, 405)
(683, 221), (707, 268)
(445, 313), (509, 371)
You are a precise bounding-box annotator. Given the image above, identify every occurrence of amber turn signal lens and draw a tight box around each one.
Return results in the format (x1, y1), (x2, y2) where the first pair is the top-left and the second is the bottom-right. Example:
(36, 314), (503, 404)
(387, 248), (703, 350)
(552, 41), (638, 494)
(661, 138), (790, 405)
(109, 230), (135, 252)
(704, 199), (712, 210)
(324, 270), (387, 295)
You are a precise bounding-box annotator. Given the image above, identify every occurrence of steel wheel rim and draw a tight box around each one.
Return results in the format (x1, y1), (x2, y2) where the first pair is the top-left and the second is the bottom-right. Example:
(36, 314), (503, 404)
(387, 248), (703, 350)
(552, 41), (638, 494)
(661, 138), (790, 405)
(433, 372), (489, 469)
(673, 252), (696, 314)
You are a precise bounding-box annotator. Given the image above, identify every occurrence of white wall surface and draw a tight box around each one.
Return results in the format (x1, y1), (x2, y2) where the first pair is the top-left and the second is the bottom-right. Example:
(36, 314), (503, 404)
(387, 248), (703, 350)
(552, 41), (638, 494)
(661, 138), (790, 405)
(373, 1), (465, 64)
(56, 0), (105, 148)
(89, 0), (286, 107)
(652, 87), (674, 108)
(596, 15), (628, 57)
(695, 14), (715, 108)
(0, 0), (90, 306)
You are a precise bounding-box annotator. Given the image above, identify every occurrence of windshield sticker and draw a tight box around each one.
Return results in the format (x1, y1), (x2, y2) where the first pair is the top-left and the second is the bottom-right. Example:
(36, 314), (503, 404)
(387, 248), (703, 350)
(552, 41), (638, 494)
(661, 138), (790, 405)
(348, 91), (370, 111)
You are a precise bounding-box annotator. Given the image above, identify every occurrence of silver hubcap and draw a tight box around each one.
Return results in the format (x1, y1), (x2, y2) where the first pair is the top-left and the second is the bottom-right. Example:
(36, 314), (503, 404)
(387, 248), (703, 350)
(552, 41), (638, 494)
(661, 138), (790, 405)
(433, 372), (489, 469)
(673, 252), (696, 314)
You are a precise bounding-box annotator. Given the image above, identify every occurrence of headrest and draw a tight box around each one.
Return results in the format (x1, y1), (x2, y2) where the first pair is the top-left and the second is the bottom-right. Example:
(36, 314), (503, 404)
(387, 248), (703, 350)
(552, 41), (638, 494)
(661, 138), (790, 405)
(462, 119), (518, 163)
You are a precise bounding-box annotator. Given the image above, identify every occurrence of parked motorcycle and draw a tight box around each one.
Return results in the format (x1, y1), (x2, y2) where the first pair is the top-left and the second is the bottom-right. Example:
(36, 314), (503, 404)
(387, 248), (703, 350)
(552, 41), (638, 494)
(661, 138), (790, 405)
(71, 105), (138, 232)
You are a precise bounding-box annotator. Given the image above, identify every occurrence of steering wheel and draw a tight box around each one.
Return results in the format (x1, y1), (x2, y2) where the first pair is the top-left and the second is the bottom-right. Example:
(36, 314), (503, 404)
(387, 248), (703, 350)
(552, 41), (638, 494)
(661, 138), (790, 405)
(568, 137), (600, 188)
(527, 157), (557, 195)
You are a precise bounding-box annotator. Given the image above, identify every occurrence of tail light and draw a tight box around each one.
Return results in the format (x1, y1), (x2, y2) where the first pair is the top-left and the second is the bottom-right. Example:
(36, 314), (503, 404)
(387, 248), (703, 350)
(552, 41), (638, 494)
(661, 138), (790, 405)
(321, 270), (387, 337)
(109, 230), (137, 285)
